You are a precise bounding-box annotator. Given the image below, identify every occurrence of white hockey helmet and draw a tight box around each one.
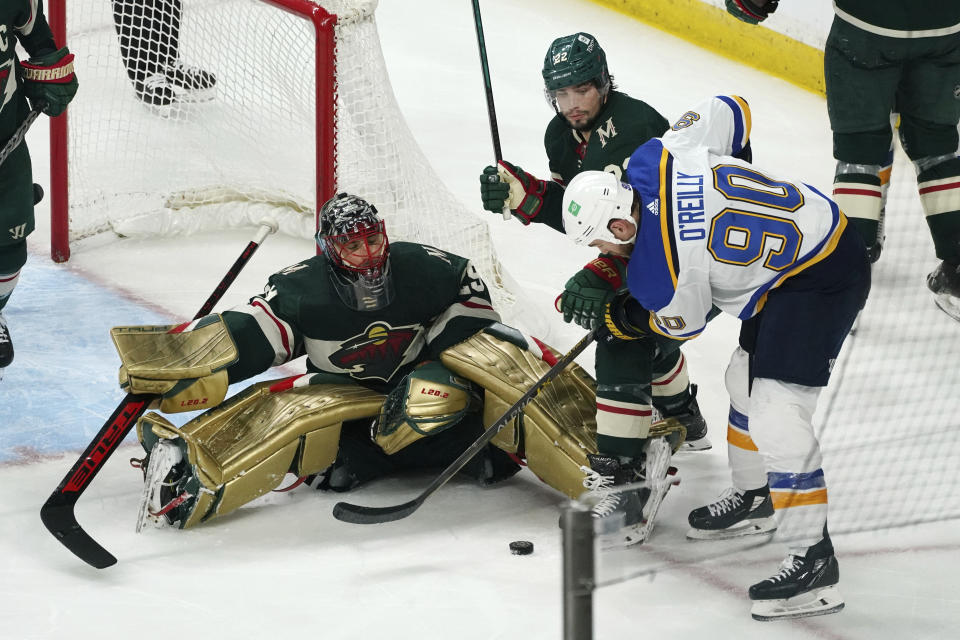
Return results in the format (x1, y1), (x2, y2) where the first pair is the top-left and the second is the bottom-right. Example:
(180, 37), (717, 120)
(562, 171), (638, 246)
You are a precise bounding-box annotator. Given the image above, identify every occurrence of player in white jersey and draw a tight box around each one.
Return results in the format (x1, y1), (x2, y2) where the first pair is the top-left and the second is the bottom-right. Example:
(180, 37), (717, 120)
(560, 95), (871, 621)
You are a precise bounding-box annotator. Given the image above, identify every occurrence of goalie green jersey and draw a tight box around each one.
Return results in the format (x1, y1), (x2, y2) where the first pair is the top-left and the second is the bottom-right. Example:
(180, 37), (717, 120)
(222, 241), (501, 391)
(533, 90), (669, 232)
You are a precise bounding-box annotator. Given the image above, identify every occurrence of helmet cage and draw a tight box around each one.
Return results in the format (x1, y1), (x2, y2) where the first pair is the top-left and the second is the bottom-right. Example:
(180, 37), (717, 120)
(321, 220), (389, 276)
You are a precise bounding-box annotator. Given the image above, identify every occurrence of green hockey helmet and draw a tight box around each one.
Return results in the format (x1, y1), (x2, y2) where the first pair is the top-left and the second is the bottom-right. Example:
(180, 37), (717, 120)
(542, 32), (610, 94)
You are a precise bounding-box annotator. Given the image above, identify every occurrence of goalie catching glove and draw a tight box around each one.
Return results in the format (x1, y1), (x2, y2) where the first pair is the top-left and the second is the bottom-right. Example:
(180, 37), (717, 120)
(479, 161), (547, 223)
(725, 0), (778, 24)
(20, 47), (79, 117)
(559, 255), (628, 330)
(112, 315), (238, 414)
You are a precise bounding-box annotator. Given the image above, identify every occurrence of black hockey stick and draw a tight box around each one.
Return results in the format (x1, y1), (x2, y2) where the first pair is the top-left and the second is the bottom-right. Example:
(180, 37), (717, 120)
(332, 327), (601, 525)
(0, 106), (43, 168)
(471, 0), (511, 221)
(40, 218), (279, 568)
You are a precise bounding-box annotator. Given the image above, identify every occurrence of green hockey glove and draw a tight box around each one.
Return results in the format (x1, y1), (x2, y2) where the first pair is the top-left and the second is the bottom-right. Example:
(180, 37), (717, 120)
(559, 255), (628, 329)
(488, 160), (547, 223)
(20, 47), (79, 117)
(480, 165), (511, 213)
(725, 0), (778, 24)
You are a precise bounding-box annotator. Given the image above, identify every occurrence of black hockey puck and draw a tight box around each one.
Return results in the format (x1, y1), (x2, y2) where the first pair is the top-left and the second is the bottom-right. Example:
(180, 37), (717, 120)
(509, 540), (534, 555)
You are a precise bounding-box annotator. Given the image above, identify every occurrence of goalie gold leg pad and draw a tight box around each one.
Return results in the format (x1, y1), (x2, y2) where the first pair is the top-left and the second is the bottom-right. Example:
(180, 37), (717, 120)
(441, 331), (599, 499)
(136, 378), (385, 528)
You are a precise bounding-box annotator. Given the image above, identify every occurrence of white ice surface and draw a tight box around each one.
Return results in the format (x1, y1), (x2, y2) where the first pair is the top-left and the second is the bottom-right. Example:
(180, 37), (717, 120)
(2, 1), (958, 638)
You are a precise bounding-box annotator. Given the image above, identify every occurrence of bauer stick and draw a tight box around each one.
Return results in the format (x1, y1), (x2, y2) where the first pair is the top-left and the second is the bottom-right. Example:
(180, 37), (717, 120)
(332, 327), (601, 525)
(471, 0), (511, 221)
(0, 106), (43, 168)
(40, 218), (279, 569)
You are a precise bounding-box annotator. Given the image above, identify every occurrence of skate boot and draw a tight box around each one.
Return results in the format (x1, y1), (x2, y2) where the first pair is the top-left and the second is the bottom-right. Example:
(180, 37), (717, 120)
(927, 260), (960, 321)
(0, 312), (12, 373)
(749, 536), (844, 621)
(581, 437), (678, 546)
(136, 440), (192, 531)
(164, 63), (217, 101)
(134, 73), (177, 107)
(687, 485), (776, 540)
(660, 384), (711, 452)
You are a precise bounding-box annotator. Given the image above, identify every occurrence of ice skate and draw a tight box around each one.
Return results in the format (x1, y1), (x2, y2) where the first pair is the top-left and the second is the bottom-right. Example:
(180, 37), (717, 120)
(927, 260), (960, 321)
(749, 539), (844, 621)
(0, 312), (12, 378)
(687, 485), (776, 540)
(581, 436), (678, 546)
(136, 440), (188, 532)
(164, 63), (217, 102)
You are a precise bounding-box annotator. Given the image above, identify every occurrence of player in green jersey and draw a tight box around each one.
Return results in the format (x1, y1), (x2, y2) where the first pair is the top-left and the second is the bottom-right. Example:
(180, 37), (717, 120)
(118, 193), (670, 535)
(727, 0), (960, 320)
(0, 0), (78, 380)
(477, 33), (709, 536)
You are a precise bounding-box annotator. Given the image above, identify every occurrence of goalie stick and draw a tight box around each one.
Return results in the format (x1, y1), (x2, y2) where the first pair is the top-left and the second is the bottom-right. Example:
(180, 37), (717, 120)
(332, 327), (601, 525)
(471, 0), (510, 221)
(40, 218), (279, 568)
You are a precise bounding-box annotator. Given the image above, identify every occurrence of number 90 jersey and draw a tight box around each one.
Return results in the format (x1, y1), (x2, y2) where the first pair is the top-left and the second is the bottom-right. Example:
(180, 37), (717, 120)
(624, 95), (848, 339)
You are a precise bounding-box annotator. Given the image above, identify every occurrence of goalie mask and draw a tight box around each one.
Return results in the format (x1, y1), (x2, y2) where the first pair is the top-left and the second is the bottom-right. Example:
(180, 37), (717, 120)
(542, 32), (611, 108)
(562, 171), (638, 246)
(317, 193), (394, 311)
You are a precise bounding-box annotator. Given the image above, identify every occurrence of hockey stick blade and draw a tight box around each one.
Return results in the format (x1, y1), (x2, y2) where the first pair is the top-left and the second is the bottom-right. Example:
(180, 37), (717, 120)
(332, 328), (600, 525)
(41, 221), (278, 568)
(332, 497), (422, 525)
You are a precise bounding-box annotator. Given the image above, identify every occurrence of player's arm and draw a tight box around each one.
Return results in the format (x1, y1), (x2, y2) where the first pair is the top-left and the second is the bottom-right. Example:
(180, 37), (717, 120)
(425, 257), (501, 356)
(15, 0), (78, 117)
(662, 95), (752, 160)
(220, 277), (306, 383)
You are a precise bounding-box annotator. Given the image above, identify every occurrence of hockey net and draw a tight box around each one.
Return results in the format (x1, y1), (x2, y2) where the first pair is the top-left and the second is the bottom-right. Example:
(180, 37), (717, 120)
(48, 0), (518, 313)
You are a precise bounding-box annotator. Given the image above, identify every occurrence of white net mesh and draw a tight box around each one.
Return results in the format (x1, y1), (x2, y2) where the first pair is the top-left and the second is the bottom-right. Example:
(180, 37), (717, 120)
(62, 0), (516, 310)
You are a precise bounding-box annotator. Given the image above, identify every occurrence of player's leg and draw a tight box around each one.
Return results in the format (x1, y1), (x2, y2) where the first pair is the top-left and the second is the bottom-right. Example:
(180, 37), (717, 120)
(824, 17), (902, 263)
(687, 345), (775, 540)
(584, 338), (682, 545)
(0, 145), (36, 378)
(651, 344), (710, 451)
(895, 36), (960, 316)
(743, 228), (869, 620)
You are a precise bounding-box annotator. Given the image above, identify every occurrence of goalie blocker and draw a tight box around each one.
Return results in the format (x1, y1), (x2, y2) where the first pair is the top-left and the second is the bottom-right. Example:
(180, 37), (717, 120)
(116, 320), (686, 530)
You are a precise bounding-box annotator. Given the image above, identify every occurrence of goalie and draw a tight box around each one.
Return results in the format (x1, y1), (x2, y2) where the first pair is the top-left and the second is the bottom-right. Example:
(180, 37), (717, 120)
(117, 193), (683, 541)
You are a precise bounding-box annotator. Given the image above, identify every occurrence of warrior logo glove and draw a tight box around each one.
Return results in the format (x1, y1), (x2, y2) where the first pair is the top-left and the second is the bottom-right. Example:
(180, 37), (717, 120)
(479, 161), (547, 223)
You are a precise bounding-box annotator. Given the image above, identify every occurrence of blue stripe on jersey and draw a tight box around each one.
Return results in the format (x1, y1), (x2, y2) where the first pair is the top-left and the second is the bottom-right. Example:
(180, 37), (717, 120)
(769, 468), (826, 491)
(717, 95), (745, 155)
(738, 184), (846, 319)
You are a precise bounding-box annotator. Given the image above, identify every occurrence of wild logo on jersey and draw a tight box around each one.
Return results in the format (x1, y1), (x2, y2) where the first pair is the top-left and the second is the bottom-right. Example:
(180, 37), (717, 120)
(328, 321), (419, 382)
